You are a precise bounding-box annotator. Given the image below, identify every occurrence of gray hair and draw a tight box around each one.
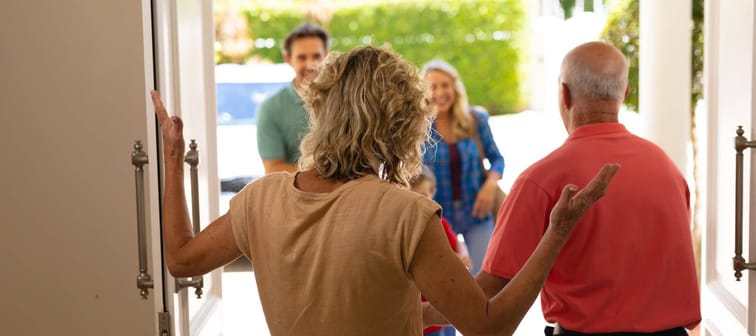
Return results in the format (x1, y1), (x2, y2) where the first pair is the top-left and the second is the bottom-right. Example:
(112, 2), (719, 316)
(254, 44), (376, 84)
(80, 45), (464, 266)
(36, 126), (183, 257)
(561, 54), (629, 101)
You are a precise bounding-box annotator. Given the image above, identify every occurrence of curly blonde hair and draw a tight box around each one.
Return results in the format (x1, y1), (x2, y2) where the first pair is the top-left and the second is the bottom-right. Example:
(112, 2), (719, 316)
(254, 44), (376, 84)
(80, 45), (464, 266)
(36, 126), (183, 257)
(298, 46), (432, 187)
(420, 60), (475, 139)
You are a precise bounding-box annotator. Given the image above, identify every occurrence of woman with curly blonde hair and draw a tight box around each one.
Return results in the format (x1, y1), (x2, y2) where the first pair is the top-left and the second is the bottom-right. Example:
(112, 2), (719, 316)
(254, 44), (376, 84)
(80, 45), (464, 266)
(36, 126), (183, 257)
(421, 60), (505, 276)
(152, 45), (618, 336)
(298, 45), (431, 186)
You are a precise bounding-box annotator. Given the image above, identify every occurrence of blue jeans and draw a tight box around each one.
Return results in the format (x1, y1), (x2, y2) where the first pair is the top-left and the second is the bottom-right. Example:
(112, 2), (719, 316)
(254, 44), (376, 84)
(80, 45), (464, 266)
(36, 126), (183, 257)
(425, 326), (457, 336)
(452, 201), (494, 275)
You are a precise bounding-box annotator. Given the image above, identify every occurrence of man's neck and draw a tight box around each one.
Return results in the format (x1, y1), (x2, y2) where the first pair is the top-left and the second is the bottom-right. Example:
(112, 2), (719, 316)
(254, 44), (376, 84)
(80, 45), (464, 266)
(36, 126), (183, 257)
(292, 78), (307, 97)
(570, 101), (620, 129)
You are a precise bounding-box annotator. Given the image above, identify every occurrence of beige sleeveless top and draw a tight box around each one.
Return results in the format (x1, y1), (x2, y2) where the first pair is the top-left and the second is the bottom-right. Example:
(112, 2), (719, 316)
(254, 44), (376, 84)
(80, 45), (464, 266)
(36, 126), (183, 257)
(230, 173), (441, 336)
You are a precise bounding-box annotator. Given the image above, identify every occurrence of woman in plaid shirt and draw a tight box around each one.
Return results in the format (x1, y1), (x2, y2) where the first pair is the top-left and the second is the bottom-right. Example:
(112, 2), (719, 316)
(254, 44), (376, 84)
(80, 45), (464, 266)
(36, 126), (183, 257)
(421, 60), (505, 276)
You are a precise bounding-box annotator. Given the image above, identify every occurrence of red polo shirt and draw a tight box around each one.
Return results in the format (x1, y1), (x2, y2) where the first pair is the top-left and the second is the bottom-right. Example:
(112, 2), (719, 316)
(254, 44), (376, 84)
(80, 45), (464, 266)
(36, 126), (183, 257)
(483, 123), (700, 333)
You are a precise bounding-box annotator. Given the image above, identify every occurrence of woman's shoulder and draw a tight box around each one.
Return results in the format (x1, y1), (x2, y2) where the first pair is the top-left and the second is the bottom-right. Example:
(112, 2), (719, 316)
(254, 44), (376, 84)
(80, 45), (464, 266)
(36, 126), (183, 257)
(386, 186), (441, 214)
(257, 171), (293, 185)
(237, 172), (292, 195)
(351, 177), (409, 196)
(351, 178), (439, 208)
(469, 105), (490, 122)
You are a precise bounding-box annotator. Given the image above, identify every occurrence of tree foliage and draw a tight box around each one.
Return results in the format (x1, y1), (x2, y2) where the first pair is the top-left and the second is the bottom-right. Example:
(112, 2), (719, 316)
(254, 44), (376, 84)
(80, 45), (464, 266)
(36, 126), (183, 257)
(691, 0), (704, 108)
(560, 0), (577, 19)
(216, 0), (529, 114)
(600, 0), (704, 112)
(600, 0), (639, 111)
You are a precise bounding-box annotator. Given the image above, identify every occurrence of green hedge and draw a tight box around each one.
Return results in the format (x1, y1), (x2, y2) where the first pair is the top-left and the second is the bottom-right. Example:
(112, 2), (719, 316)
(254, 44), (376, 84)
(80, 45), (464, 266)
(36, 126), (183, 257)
(220, 1), (529, 115)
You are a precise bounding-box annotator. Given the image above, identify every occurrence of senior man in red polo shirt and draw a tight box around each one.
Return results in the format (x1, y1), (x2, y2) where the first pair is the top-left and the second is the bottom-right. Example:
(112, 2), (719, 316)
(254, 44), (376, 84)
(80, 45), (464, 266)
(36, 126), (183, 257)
(479, 42), (701, 335)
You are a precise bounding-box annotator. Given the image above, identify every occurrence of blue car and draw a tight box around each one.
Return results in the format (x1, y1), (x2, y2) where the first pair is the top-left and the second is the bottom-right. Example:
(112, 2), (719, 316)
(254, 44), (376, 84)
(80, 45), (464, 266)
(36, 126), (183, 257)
(215, 63), (295, 196)
(215, 63), (294, 125)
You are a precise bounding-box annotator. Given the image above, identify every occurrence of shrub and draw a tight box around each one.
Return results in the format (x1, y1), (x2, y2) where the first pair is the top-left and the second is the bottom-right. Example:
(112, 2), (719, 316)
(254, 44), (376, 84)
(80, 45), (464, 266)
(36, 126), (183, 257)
(218, 0), (529, 115)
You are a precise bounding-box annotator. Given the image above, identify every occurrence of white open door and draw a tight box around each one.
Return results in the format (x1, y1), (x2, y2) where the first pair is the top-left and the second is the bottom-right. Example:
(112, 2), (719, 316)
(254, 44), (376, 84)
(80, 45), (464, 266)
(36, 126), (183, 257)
(1, 0), (168, 334)
(701, 1), (756, 335)
(153, 1), (224, 335)
(2, 0), (224, 334)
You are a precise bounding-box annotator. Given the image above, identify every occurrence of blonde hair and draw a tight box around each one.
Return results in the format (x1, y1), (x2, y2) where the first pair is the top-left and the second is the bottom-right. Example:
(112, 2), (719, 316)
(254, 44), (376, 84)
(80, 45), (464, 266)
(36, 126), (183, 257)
(420, 60), (475, 139)
(299, 46), (432, 187)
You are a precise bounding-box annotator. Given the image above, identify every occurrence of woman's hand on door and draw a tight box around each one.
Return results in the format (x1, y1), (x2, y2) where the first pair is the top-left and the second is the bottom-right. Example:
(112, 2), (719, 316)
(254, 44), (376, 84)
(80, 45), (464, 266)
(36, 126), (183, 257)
(151, 90), (185, 161)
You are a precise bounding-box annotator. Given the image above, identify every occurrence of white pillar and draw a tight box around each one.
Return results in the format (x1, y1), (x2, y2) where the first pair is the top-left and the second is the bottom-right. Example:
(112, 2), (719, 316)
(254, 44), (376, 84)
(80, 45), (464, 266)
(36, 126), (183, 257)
(639, 0), (692, 172)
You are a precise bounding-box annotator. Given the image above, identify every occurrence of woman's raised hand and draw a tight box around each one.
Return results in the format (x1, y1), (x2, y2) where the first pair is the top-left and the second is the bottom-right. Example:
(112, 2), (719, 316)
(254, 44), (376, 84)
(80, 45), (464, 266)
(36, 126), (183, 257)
(548, 163), (620, 239)
(151, 90), (185, 160)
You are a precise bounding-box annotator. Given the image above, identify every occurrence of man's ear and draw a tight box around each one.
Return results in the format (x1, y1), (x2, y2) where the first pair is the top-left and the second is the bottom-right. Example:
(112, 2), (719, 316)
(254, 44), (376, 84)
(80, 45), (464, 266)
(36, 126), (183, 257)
(624, 85), (630, 100)
(284, 54), (292, 66)
(560, 83), (572, 109)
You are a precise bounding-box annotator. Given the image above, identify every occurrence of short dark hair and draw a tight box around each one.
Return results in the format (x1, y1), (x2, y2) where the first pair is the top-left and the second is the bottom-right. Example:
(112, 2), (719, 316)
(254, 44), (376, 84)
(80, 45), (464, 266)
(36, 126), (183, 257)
(282, 22), (330, 56)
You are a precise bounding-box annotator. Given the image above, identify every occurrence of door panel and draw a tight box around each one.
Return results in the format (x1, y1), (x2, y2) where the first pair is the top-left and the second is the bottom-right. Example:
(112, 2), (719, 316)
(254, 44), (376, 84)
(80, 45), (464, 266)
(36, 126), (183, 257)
(702, 0), (754, 335)
(0, 1), (163, 335)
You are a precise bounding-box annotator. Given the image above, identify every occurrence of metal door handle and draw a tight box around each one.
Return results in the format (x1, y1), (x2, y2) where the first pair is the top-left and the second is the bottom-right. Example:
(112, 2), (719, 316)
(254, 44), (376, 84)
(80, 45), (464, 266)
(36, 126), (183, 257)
(175, 277), (203, 298)
(132, 141), (154, 298)
(185, 140), (200, 235)
(734, 126), (756, 280)
(175, 139), (203, 298)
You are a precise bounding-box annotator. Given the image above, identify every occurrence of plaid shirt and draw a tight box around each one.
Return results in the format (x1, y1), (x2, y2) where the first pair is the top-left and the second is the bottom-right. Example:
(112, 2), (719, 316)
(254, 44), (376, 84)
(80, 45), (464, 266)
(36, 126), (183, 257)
(423, 109), (505, 233)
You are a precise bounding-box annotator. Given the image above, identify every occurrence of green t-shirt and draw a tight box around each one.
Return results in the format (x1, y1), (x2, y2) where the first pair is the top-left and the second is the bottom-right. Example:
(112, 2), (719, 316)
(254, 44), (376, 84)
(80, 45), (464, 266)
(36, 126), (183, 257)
(256, 83), (310, 164)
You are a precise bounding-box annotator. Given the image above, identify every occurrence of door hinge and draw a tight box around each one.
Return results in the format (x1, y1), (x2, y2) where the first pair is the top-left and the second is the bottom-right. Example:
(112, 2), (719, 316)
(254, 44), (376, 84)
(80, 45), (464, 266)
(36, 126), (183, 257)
(158, 311), (172, 336)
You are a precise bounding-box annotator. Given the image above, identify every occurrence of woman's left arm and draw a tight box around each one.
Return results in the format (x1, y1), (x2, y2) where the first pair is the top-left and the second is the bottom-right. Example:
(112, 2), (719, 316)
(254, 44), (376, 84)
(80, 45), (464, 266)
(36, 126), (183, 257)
(153, 91), (242, 277)
(477, 111), (505, 176)
(472, 110), (504, 217)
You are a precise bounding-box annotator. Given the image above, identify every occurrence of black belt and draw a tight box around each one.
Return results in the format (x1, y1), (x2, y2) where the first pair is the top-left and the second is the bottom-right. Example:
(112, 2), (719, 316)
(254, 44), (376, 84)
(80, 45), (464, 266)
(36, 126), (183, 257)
(544, 325), (687, 336)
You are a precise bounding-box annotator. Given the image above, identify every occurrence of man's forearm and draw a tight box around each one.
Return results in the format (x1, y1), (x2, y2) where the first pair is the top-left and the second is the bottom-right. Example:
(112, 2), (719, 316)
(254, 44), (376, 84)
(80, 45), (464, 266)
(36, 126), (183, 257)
(276, 162), (298, 173)
(422, 302), (450, 327)
(476, 271), (511, 299)
(486, 229), (567, 331)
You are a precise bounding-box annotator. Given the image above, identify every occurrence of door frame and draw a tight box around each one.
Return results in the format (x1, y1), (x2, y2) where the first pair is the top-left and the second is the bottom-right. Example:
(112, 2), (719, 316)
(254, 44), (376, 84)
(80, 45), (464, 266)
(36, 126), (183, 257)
(700, 0), (755, 334)
(152, 0), (223, 335)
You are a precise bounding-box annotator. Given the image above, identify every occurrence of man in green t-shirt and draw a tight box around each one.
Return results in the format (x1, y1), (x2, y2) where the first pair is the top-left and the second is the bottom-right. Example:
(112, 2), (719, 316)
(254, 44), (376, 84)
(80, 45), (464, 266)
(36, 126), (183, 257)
(257, 23), (330, 173)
